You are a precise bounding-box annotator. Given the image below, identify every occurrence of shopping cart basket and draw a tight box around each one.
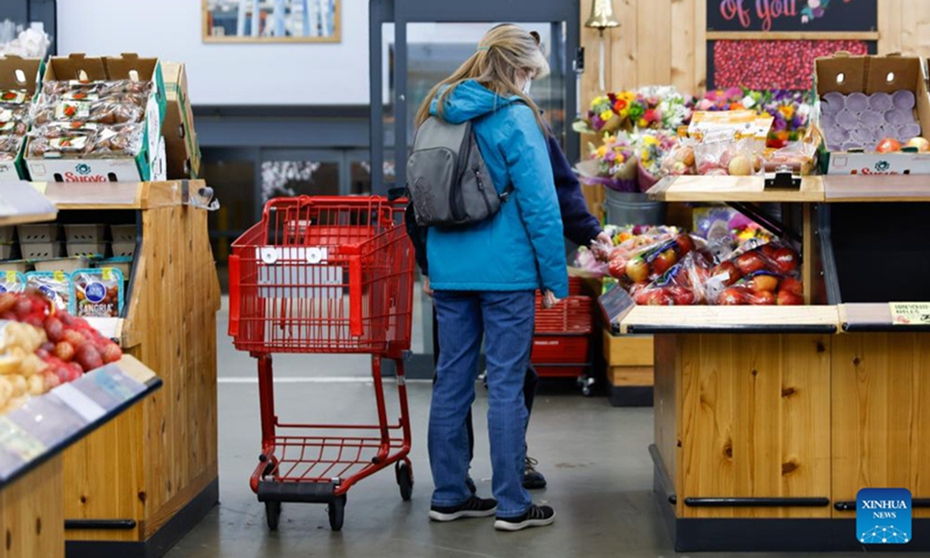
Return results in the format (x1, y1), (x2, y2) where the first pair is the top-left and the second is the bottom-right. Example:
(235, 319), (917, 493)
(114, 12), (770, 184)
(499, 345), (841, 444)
(227, 195), (415, 531)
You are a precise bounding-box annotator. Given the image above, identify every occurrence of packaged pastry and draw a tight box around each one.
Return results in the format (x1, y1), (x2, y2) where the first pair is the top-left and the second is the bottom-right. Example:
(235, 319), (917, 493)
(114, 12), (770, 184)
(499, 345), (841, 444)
(32, 99), (142, 126)
(42, 79), (152, 102)
(0, 135), (24, 161)
(0, 89), (30, 105)
(27, 124), (144, 158)
(72, 268), (123, 318)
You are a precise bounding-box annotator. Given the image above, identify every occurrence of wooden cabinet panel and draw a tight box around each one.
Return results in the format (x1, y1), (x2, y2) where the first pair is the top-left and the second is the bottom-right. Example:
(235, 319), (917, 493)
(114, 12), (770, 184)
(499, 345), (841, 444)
(832, 333), (930, 519)
(678, 334), (831, 518)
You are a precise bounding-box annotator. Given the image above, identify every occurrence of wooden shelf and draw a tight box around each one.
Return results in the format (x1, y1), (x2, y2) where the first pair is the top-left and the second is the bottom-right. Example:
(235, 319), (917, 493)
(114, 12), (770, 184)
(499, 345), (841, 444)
(0, 182), (58, 226)
(823, 175), (930, 202)
(39, 180), (187, 210)
(647, 175), (825, 203)
(618, 305), (839, 334)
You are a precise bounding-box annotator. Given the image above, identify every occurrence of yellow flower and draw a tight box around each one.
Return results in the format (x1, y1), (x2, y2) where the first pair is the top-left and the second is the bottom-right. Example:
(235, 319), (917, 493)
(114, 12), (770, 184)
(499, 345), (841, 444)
(638, 118), (648, 128)
(779, 105), (795, 120)
(600, 110), (614, 122)
(644, 136), (659, 146)
(596, 145), (608, 159)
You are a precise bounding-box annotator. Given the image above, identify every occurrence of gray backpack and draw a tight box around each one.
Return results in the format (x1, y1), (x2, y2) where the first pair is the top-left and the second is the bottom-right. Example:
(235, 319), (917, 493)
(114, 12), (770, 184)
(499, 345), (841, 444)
(406, 116), (513, 228)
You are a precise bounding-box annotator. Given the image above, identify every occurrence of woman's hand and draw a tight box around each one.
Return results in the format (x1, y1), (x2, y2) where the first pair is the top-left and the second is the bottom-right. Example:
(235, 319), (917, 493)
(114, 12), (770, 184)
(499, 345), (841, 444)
(591, 231), (614, 261)
(542, 290), (560, 309)
(423, 276), (433, 297)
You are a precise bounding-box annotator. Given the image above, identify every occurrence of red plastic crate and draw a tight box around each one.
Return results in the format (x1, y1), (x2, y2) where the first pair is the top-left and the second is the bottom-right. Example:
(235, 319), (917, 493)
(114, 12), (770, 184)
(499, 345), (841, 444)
(534, 295), (593, 334)
(568, 276), (586, 296)
(531, 336), (590, 363)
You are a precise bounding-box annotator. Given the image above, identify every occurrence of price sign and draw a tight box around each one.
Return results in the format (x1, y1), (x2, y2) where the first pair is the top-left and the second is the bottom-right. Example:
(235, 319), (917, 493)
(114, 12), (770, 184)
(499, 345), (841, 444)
(889, 303), (930, 326)
(708, 0), (877, 33)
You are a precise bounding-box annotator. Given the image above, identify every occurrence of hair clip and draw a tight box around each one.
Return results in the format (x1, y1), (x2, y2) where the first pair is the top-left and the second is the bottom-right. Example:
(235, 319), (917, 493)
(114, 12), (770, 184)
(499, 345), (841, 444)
(477, 45), (490, 51)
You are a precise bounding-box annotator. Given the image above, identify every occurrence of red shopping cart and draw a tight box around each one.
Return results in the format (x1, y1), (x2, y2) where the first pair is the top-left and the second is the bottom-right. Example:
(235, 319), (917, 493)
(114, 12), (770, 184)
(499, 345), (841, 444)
(227, 196), (415, 531)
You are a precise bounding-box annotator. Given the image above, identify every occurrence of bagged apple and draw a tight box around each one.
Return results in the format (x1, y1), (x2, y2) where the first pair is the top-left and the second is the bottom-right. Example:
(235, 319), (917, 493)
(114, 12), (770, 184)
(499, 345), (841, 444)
(705, 240), (803, 305)
(632, 251), (715, 306)
(608, 231), (705, 288)
(72, 268), (124, 318)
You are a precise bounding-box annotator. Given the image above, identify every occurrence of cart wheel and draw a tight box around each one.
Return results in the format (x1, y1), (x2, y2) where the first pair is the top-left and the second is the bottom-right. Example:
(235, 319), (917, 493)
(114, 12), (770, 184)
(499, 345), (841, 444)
(265, 501), (281, 531)
(396, 460), (413, 501)
(328, 495), (346, 531)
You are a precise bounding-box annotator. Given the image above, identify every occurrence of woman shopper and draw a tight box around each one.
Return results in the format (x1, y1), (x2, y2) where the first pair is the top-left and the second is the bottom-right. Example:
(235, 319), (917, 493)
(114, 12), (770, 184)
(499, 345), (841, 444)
(408, 124), (611, 492)
(413, 23), (567, 532)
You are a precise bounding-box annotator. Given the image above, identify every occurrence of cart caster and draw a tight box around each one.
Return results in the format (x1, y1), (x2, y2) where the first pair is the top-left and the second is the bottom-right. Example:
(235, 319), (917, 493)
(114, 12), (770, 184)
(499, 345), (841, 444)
(395, 460), (413, 501)
(265, 501), (281, 531)
(328, 495), (346, 531)
(578, 375), (596, 397)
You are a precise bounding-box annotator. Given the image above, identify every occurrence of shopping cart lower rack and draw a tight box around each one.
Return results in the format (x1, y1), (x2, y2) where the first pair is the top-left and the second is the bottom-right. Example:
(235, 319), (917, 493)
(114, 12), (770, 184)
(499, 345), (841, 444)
(227, 195), (415, 531)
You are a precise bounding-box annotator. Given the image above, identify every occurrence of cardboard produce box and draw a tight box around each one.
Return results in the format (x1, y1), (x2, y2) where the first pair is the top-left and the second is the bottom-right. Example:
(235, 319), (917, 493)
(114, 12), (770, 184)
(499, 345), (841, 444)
(815, 53), (930, 175)
(161, 61), (201, 179)
(25, 53), (166, 183)
(0, 56), (43, 181)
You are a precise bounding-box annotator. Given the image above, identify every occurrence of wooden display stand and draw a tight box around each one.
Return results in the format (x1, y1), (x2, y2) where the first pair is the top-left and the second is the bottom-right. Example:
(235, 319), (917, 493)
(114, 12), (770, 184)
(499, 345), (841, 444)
(0, 355), (161, 558)
(38, 181), (221, 558)
(607, 175), (930, 552)
(0, 456), (64, 558)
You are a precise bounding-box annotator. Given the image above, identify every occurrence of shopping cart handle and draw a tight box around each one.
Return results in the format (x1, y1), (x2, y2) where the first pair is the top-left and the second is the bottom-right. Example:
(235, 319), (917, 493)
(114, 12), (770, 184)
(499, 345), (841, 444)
(349, 254), (363, 337)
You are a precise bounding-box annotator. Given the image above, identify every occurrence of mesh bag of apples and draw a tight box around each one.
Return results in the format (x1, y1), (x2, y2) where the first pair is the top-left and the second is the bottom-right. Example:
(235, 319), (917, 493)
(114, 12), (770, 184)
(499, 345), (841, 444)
(607, 233), (803, 306)
(0, 290), (123, 414)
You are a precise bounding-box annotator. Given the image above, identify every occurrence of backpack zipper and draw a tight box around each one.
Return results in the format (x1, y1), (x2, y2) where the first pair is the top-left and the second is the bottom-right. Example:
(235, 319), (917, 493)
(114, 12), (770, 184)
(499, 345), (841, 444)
(474, 167), (494, 215)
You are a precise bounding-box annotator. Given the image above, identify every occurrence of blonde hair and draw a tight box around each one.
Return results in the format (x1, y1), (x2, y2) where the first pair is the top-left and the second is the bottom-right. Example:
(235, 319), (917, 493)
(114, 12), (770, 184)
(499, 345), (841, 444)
(414, 24), (550, 133)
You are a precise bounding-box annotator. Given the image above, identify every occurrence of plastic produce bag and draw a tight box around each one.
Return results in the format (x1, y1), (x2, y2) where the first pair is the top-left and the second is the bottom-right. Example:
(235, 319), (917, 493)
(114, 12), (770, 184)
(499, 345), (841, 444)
(705, 240), (803, 306)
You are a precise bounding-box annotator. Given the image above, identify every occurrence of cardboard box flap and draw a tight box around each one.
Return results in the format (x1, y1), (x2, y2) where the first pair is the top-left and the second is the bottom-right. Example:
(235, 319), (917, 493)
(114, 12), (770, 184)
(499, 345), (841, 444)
(0, 56), (42, 94)
(46, 53), (108, 82)
(816, 54), (867, 95)
(866, 56), (921, 94)
(816, 54), (924, 96)
(104, 53), (159, 82)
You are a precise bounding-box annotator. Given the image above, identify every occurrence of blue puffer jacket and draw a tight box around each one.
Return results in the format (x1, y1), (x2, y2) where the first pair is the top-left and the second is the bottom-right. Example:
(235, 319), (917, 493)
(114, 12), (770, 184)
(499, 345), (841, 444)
(424, 80), (569, 299)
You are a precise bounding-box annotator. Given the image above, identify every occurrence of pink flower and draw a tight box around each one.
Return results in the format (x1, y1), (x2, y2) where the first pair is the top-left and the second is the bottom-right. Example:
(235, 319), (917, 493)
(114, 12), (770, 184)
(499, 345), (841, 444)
(698, 99), (714, 110)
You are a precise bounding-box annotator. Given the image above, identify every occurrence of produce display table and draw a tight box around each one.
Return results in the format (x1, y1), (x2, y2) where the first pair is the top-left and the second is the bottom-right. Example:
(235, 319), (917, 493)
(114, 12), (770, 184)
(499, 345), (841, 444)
(602, 174), (930, 552)
(25, 181), (222, 558)
(0, 356), (161, 558)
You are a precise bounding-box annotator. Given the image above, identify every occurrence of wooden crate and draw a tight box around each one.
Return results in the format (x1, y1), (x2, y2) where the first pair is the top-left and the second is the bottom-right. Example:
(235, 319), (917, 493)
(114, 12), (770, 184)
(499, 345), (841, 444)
(604, 331), (654, 369)
(48, 182), (221, 557)
(604, 331), (655, 406)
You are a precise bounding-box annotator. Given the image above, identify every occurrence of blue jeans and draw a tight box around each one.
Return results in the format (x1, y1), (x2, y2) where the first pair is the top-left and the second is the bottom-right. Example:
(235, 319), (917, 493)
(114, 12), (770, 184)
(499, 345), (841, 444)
(429, 290), (535, 518)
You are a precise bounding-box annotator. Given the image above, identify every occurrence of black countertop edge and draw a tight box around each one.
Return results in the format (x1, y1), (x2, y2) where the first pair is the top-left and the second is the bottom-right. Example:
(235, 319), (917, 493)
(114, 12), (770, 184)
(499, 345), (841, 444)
(0, 377), (163, 491)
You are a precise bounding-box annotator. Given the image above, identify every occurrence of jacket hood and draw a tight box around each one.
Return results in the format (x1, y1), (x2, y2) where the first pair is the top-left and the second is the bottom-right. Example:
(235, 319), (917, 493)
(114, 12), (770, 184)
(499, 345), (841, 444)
(430, 80), (519, 124)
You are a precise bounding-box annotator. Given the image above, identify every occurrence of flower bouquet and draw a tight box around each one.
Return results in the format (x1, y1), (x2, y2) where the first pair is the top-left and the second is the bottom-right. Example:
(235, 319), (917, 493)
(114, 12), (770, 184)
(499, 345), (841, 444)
(574, 133), (638, 193)
(629, 129), (679, 191)
(574, 87), (692, 134)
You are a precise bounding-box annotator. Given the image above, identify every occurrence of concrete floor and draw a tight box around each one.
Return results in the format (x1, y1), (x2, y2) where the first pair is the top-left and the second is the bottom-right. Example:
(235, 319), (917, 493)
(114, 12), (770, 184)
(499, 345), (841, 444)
(164, 304), (904, 558)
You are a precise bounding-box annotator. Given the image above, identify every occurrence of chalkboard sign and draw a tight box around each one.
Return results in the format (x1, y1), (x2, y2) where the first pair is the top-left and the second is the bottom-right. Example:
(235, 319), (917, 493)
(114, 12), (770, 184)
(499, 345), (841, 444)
(708, 0), (877, 32)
